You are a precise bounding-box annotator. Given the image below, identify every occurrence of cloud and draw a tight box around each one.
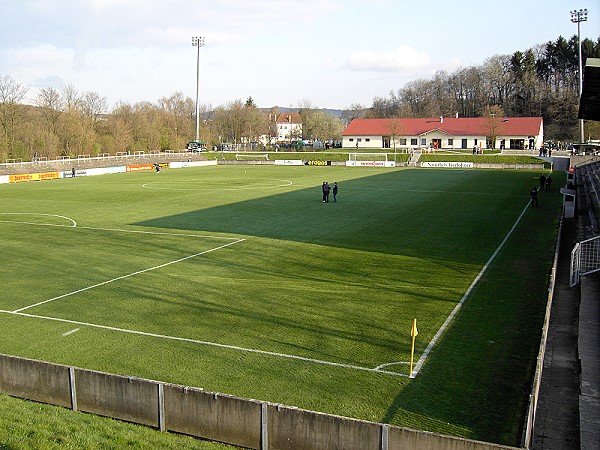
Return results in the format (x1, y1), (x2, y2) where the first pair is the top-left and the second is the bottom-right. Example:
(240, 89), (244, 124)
(31, 75), (67, 89)
(345, 45), (432, 73)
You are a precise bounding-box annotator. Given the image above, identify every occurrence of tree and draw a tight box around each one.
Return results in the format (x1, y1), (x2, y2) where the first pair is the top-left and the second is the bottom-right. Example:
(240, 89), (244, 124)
(388, 119), (404, 151)
(302, 110), (343, 143)
(341, 103), (366, 125)
(482, 55), (511, 108)
(0, 75), (28, 157)
(159, 91), (195, 149)
(482, 105), (505, 149)
(35, 87), (63, 158)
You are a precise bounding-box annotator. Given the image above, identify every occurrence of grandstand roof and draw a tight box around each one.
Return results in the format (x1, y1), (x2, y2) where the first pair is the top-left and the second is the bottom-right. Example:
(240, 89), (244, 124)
(342, 117), (543, 137)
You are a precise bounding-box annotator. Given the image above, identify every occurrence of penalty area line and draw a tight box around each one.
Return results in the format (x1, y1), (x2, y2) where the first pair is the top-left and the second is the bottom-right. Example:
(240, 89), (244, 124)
(3, 310), (407, 378)
(12, 238), (246, 313)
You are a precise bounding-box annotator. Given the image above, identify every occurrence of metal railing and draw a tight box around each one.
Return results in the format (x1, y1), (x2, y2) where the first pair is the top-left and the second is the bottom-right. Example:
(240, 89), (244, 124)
(570, 235), (600, 286)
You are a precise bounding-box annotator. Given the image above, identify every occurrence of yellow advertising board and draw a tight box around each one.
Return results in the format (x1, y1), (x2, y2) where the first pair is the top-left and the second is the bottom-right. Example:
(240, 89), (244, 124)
(9, 172), (59, 183)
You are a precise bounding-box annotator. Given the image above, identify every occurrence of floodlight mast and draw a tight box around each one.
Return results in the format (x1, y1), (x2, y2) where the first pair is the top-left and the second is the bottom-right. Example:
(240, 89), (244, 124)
(192, 36), (205, 142)
(570, 9), (587, 144)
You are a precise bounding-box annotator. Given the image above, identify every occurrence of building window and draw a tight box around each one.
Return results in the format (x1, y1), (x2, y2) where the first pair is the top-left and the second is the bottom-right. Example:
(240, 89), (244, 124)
(448, 139), (453, 145)
(400, 138), (407, 145)
(357, 138), (362, 142)
(421, 138), (426, 145)
(349, 138), (354, 142)
(411, 138), (417, 145)
(365, 138), (370, 142)
(474, 138), (478, 145)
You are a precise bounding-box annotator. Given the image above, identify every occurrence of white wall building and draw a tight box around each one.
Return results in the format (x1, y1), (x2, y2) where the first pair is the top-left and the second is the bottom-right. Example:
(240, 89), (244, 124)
(342, 117), (544, 151)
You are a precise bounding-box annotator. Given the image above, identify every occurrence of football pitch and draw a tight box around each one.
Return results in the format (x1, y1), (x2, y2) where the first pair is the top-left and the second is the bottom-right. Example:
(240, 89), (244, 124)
(0, 164), (564, 445)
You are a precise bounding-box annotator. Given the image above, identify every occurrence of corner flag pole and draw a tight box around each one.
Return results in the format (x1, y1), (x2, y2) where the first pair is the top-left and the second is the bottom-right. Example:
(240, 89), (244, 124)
(409, 319), (418, 378)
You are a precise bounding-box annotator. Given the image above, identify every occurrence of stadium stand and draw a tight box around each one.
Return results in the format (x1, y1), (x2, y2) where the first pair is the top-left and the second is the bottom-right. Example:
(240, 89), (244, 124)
(533, 157), (600, 449)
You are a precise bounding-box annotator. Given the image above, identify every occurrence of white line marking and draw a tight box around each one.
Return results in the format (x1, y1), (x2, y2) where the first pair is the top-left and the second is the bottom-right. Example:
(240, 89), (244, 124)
(74, 225), (240, 241)
(374, 361), (410, 370)
(0, 217), (239, 241)
(3, 310), (407, 378)
(62, 328), (80, 336)
(12, 239), (246, 313)
(412, 200), (532, 376)
(141, 179), (294, 191)
(0, 213), (77, 227)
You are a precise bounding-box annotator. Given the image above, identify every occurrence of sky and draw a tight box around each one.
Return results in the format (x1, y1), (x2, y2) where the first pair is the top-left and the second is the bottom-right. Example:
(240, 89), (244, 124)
(1, 0), (598, 111)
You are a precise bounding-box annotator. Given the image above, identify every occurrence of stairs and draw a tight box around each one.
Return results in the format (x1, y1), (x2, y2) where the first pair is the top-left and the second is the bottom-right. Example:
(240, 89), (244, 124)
(408, 149), (422, 166)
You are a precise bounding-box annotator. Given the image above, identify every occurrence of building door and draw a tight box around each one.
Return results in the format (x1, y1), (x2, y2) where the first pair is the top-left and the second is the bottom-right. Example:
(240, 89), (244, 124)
(383, 136), (390, 148)
(461, 139), (468, 149)
(432, 139), (441, 149)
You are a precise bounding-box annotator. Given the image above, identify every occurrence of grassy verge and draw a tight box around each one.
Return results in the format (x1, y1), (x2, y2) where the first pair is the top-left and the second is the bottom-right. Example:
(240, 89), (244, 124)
(419, 154), (544, 165)
(0, 393), (233, 449)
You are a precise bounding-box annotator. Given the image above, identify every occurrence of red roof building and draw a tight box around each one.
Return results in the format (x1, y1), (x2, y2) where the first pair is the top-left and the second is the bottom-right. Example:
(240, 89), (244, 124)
(342, 117), (544, 151)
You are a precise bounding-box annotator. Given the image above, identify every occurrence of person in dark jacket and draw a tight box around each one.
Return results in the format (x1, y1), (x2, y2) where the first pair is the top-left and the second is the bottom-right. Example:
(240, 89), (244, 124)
(322, 182), (330, 203)
(332, 182), (338, 202)
(530, 187), (539, 207)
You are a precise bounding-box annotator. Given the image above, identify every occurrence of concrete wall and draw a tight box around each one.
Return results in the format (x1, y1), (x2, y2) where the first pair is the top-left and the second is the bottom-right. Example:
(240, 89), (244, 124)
(267, 404), (382, 450)
(0, 354), (71, 408)
(164, 384), (261, 449)
(388, 427), (516, 450)
(0, 353), (520, 450)
(74, 369), (159, 428)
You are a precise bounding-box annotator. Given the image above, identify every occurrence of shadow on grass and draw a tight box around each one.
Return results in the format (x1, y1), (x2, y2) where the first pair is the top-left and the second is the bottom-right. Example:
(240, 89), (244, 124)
(380, 181), (565, 446)
(134, 169), (534, 264)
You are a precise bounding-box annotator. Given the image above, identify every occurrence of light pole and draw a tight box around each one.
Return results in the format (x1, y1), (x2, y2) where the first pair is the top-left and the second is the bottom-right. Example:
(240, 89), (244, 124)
(192, 36), (205, 142)
(570, 8), (587, 144)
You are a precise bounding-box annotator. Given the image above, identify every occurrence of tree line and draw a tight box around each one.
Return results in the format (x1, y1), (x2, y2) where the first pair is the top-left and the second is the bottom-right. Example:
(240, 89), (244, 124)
(353, 35), (600, 141)
(0, 34), (598, 162)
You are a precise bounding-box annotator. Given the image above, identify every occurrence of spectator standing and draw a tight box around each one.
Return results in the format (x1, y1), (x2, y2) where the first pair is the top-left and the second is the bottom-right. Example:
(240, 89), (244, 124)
(332, 182), (338, 202)
(322, 182), (330, 203)
(530, 187), (539, 207)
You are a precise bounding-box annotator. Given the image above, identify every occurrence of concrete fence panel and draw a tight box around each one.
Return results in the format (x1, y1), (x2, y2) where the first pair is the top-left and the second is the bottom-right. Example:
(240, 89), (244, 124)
(163, 384), (262, 449)
(267, 404), (382, 450)
(0, 354), (521, 450)
(0, 354), (71, 408)
(74, 368), (159, 428)
(387, 426), (516, 450)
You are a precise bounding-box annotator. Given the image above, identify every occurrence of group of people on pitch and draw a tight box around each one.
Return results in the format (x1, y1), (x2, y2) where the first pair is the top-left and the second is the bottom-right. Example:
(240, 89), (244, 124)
(530, 173), (553, 207)
(321, 181), (338, 203)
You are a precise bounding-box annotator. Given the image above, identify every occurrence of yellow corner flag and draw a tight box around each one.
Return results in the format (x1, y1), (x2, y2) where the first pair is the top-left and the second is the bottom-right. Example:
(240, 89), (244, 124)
(409, 319), (418, 378)
(411, 318), (418, 338)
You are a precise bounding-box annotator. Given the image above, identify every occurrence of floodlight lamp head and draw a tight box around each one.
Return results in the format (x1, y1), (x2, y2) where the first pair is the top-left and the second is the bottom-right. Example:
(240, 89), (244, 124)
(570, 9), (588, 23)
(192, 36), (205, 47)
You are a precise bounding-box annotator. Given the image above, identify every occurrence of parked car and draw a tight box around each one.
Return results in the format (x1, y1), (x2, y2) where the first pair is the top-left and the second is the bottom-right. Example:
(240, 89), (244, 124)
(187, 140), (206, 152)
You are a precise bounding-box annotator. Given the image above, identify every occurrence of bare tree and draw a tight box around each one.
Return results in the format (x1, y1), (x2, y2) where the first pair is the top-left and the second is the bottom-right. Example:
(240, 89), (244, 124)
(61, 83), (81, 112)
(482, 105), (505, 149)
(388, 119), (404, 151)
(0, 75), (29, 156)
(81, 91), (107, 125)
(35, 87), (64, 157)
(341, 103), (366, 125)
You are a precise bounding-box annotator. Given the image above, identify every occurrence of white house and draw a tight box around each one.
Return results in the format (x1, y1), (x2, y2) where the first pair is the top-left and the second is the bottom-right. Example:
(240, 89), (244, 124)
(342, 117), (544, 151)
(274, 112), (303, 143)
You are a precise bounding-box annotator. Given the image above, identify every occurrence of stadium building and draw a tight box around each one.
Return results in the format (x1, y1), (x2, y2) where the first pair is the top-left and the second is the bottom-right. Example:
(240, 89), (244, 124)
(342, 116), (544, 151)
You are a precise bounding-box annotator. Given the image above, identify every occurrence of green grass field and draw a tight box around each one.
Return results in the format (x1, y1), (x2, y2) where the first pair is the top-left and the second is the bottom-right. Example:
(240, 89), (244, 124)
(0, 164), (564, 446)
